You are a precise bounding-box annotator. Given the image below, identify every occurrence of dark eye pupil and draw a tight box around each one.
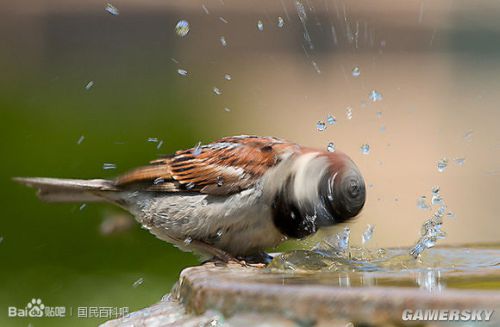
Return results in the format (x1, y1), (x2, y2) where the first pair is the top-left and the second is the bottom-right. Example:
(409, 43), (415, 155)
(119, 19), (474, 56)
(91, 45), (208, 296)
(349, 180), (359, 196)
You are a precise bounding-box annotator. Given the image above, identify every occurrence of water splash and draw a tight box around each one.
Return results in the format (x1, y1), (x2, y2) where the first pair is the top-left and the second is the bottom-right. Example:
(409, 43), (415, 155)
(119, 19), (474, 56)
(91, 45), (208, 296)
(360, 144), (370, 155)
(277, 17), (285, 28)
(177, 69), (188, 77)
(257, 20), (264, 31)
(362, 224), (375, 245)
(105, 3), (119, 16)
(351, 66), (361, 77)
(369, 90), (383, 102)
(316, 121), (326, 132)
(175, 20), (190, 37)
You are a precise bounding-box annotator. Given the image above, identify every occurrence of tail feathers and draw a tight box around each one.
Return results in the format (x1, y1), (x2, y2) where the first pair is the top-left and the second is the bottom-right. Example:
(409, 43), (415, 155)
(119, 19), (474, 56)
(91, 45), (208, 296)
(13, 177), (118, 203)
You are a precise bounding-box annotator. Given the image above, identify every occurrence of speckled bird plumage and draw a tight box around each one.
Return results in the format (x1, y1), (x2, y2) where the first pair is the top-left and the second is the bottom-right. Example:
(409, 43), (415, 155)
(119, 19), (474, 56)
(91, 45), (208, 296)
(15, 135), (366, 261)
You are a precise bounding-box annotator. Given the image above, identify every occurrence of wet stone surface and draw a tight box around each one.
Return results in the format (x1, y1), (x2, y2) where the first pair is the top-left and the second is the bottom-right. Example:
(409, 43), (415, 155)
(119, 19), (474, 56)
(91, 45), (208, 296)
(103, 245), (500, 326)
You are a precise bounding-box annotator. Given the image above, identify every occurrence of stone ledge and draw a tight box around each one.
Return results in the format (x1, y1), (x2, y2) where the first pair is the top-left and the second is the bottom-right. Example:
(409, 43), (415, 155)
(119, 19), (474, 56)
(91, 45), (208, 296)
(103, 263), (500, 326)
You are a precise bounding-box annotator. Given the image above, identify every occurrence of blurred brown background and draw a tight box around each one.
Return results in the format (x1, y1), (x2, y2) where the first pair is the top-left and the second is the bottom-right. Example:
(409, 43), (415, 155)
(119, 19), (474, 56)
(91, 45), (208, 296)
(1, 0), (499, 326)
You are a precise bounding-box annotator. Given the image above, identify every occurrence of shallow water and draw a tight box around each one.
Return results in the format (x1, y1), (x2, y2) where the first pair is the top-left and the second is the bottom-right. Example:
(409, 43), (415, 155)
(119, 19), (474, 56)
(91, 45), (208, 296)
(267, 244), (500, 291)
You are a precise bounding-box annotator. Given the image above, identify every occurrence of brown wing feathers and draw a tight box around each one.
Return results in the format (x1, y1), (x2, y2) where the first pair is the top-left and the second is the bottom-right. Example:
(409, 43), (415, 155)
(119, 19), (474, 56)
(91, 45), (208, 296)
(115, 136), (296, 195)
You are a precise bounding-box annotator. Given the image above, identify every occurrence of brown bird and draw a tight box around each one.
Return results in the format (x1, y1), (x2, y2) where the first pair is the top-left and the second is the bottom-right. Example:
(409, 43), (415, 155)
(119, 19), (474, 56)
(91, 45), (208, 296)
(14, 135), (366, 263)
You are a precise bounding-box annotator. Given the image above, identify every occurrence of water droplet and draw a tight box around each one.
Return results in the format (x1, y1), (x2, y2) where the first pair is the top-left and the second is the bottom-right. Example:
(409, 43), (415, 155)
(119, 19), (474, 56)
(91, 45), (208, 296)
(362, 224), (375, 244)
(417, 196), (430, 210)
(431, 193), (443, 206)
(177, 69), (188, 76)
(216, 176), (224, 187)
(437, 158), (448, 173)
(157, 140), (163, 149)
(376, 111), (382, 118)
(351, 66), (361, 77)
(132, 278), (144, 288)
(185, 182), (195, 190)
(77, 135), (85, 145)
(446, 211), (456, 219)
(316, 121), (326, 131)
(202, 4), (210, 15)
(103, 163), (116, 170)
(336, 227), (350, 252)
(192, 142), (202, 156)
(175, 20), (190, 37)
(277, 16), (284, 28)
(454, 157), (465, 166)
(85, 81), (94, 90)
(369, 90), (383, 102)
(79, 203), (87, 211)
(463, 130), (473, 142)
(360, 144), (370, 155)
(379, 125), (386, 133)
(327, 142), (335, 152)
(219, 17), (228, 24)
(327, 114), (336, 125)
(312, 61), (321, 74)
(220, 36), (227, 47)
(257, 20), (264, 31)
(147, 137), (158, 143)
(184, 237), (193, 245)
(295, 1), (307, 22)
(153, 177), (165, 185)
(224, 107), (231, 112)
(105, 3), (119, 16)
(346, 107), (353, 120)
(213, 87), (222, 95)
(224, 74), (232, 81)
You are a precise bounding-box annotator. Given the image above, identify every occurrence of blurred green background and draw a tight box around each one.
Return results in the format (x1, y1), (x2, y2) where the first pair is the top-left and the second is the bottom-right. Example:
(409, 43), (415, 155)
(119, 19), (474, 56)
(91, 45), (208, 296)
(1, 0), (500, 326)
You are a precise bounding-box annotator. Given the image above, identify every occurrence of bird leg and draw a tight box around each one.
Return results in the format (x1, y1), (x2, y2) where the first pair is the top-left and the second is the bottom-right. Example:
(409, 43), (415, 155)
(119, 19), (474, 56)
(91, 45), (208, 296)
(188, 239), (246, 266)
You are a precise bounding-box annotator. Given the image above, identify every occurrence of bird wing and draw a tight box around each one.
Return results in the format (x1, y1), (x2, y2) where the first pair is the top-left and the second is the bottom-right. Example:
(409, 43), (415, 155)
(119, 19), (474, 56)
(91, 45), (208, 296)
(116, 135), (298, 195)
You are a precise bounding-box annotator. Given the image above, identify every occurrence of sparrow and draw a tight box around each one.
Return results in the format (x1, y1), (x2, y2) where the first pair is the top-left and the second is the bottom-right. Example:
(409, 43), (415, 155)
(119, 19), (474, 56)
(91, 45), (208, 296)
(14, 135), (366, 263)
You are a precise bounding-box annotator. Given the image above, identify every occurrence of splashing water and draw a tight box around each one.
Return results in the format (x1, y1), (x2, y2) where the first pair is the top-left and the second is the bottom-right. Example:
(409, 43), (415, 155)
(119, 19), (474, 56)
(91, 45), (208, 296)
(77, 135), (85, 145)
(105, 3), (119, 16)
(175, 20), (190, 37)
(177, 69), (188, 77)
(437, 158), (448, 173)
(220, 36), (227, 47)
(352, 66), (361, 77)
(311, 61), (321, 74)
(316, 121), (326, 132)
(277, 17), (284, 28)
(192, 142), (202, 156)
(213, 87), (222, 95)
(362, 224), (375, 245)
(360, 144), (370, 155)
(132, 278), (144, 288)
(346, 107), (353, 120)
(410, 187), (451, 258)
(103, 163), (117, 170)
(85, 81), (94, 90)
(257, 20), (264, 31)
(369, 90), (383, 102)
(417, 196), (430, 210)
